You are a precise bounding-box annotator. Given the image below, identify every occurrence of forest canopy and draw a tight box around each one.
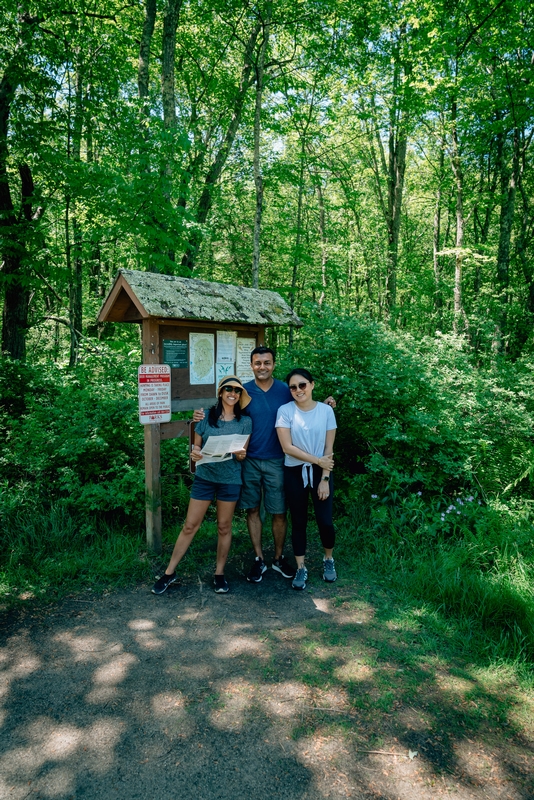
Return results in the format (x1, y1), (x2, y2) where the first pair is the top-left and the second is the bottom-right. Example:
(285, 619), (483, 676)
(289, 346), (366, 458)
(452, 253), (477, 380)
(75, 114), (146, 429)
(1, 0), (533, 363)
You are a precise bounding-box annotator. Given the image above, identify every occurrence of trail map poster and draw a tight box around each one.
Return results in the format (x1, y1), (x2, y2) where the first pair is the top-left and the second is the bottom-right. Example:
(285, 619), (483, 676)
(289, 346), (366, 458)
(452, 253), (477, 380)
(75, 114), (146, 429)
(189, 333), (215, 385)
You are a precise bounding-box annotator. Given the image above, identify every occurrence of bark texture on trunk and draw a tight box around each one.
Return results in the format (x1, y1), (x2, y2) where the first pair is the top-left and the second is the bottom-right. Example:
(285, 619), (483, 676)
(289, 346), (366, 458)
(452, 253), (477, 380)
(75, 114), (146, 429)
(317, 182), (327, 305)
(433, 138), (445, 320)
(162, 0), (182, 132)
(0, 20), (39, 360)
(159, 0), (183, 266)
(494, 128), (520, 350)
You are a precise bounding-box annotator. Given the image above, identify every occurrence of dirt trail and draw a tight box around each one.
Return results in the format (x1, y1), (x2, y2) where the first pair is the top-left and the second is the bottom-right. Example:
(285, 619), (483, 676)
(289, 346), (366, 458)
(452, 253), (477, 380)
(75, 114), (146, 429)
(1, 567), (533, 800)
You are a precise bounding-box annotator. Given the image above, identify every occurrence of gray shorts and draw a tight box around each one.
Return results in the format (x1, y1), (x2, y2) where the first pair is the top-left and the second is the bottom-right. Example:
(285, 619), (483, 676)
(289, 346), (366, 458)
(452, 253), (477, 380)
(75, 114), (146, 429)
(239, 457), (286, 515)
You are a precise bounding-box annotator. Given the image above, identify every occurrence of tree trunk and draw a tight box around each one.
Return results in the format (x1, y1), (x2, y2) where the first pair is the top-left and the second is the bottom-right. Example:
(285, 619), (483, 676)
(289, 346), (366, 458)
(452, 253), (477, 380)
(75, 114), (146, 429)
(450, 97), (465, 335)
(362, 30), (408, 323)
(511, 171), (534, 358)
(385, 28), (408, 317)
(494, 128), (519, 351)
(181, 23), (261, 273)
(288, 143), (306, 349)
(138, 0), (157, 113)
(316, 182), (327, 305)
(160, 0), (183, 265)
(0, 33), (37, 361)
(433, 138), (445, 322)
(251, 9), (270, 289)
(68, 53), (84, 368)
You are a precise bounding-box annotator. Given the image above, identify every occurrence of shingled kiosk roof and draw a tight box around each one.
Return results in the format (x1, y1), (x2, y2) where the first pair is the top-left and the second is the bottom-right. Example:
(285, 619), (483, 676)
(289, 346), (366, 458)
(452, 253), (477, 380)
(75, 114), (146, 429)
(98, 268), (303, 327)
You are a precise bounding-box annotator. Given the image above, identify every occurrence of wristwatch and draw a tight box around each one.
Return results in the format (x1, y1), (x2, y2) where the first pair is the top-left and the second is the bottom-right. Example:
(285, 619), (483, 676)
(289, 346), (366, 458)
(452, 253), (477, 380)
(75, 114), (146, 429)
(322, 476), (329, 482)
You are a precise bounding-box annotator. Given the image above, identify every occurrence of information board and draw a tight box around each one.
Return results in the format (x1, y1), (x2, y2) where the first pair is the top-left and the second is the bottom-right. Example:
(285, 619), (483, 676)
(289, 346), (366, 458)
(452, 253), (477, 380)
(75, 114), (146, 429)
(138, 364), (172, 424)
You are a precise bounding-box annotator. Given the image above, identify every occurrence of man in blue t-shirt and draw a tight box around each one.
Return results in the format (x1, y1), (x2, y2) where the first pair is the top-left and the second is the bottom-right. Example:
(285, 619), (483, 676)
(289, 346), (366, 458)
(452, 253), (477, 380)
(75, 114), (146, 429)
(239, 346), (295, 582)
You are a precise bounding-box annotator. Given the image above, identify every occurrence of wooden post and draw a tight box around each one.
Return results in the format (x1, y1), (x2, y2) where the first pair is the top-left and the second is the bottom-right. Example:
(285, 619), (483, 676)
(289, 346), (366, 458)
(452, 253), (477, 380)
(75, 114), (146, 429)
(142, 318), (162, 552)
(144, 423), (161, 552)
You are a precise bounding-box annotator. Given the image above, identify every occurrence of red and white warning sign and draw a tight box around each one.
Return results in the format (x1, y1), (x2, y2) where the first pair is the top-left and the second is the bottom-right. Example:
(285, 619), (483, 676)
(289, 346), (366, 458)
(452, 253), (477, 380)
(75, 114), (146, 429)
(138, 364), (172, 424)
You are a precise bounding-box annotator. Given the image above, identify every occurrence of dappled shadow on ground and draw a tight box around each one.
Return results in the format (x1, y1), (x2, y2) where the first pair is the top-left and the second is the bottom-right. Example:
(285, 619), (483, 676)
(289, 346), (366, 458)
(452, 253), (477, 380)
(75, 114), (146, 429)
(1, 563), (533, 800)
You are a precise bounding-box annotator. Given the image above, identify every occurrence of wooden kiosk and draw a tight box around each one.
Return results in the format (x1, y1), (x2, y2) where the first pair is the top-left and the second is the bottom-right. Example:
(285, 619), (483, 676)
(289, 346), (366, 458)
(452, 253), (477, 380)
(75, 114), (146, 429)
(98, 268), (303, 552)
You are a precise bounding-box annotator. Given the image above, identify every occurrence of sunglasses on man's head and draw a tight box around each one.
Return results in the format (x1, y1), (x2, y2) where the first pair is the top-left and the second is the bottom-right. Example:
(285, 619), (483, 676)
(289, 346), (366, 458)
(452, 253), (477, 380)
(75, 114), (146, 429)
(222, 385), (243, 394)
(289, 381), (309, 392)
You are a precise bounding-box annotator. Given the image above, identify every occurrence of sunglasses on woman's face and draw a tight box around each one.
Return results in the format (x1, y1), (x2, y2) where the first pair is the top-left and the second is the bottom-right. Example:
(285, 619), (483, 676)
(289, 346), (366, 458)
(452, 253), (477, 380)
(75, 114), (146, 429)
(222, 385), (243, 394)
(289, 381), (309, 392)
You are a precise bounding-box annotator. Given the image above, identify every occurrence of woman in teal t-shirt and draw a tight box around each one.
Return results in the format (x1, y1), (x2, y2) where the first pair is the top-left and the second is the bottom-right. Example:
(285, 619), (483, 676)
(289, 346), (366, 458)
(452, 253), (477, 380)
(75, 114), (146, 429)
(152, 376), (252, 595)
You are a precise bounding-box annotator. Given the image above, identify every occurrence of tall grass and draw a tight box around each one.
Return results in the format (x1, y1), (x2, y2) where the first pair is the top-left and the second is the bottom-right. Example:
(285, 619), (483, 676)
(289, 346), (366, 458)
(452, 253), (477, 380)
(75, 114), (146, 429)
(337, 483), (534, 665)
(0, 504), (150, 603)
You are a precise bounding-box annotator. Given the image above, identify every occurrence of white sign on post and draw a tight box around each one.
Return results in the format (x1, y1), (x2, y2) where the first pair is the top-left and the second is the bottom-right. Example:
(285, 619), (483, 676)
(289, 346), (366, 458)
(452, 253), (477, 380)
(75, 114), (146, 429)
(138, 364), (172, 424)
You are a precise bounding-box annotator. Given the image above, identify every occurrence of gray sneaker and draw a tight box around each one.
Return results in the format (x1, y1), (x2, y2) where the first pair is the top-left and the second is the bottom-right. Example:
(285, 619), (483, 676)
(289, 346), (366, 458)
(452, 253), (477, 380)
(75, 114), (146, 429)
(323, 558), (337, 582)
(292, 566), (308, 591)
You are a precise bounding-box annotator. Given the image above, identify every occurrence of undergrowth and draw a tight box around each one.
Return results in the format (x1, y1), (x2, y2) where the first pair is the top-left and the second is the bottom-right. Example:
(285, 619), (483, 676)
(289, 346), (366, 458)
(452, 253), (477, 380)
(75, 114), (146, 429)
(336, 480), (534, 670)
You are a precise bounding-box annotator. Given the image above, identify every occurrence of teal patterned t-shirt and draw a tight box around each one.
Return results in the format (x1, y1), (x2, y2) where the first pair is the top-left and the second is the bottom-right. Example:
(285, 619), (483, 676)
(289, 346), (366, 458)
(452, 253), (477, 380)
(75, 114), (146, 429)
(194, 414), (252, 484)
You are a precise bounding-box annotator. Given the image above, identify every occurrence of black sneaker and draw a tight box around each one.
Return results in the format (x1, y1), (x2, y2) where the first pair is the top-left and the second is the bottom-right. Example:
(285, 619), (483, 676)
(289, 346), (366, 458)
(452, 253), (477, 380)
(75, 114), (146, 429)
(152, 571), (178, 595)
(214, 575), (229, 593)
(272, 556), (296, 579)
(247, 557), (267, 583)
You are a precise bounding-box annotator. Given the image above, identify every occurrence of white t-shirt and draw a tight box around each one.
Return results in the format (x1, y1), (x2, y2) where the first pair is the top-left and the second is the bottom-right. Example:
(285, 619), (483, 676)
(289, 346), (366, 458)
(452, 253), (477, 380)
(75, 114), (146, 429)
(275, 402), (337, 469)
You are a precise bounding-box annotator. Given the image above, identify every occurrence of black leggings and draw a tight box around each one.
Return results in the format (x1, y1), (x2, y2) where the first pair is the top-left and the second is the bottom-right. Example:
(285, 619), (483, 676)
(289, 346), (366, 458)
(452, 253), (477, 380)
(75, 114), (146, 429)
(284, 464), (335, 558)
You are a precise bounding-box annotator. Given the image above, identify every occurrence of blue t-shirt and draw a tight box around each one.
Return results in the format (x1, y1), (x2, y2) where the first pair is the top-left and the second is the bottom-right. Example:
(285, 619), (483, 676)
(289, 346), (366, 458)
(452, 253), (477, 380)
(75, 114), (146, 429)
(244, 378), (292, 459)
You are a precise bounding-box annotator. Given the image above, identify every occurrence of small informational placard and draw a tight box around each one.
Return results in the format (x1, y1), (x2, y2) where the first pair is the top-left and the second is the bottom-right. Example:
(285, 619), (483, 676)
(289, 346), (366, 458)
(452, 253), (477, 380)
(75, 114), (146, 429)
(138, 364), (171, 424)
(216, 330), (236, 363)
(163, 339), (188, 369)
(189, 332), (215, 385)
(236, 337), (256, 381)
(216, 362), (234, 386)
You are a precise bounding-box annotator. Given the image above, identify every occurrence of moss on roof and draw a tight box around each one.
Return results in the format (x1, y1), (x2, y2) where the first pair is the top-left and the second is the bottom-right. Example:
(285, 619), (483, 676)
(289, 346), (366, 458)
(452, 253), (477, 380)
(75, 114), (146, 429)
(106, 269), (303, 326)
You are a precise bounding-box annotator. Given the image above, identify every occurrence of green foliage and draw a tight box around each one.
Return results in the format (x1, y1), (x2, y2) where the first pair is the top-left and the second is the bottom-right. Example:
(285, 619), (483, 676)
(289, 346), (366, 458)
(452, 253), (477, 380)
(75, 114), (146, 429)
(283, 306), (534, 498)
(0, 350), (145, 519)
(0, 503), (150, 603)
(335, 490), (534, 663)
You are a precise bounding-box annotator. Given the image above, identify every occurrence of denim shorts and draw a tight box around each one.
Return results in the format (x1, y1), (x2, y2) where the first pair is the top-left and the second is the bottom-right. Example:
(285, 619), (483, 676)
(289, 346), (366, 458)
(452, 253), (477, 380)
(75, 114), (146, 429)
(190, 475), (241, 503)
(239, 457), (286, 514)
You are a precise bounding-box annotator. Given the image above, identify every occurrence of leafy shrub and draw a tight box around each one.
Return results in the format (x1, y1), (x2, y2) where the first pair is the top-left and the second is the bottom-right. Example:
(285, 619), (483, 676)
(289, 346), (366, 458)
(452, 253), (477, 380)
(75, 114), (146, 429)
(284, 307), (534, 498)
(0, 351), (145, 520)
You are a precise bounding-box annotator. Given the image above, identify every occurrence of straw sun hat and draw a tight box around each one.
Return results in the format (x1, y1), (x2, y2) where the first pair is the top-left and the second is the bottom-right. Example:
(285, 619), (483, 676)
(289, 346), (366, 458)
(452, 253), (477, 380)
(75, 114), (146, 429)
(217, 375), (252, 409)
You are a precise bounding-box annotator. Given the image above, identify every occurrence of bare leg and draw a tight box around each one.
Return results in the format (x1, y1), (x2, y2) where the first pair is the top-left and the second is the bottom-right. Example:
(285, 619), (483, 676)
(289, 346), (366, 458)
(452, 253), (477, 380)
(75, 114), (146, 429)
(324, 548), (333, 559)
(272, 513), (287, 560)
(165, 499), (211, 574)
(246, 506), (263, 559)
(215, 500), (237, 574)
(295, 555), (305, 568)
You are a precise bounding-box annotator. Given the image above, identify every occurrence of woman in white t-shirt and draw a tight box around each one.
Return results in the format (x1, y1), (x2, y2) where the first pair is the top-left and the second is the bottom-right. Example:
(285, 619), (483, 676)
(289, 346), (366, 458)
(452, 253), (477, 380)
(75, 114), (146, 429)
(275, 369), (337, 591)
